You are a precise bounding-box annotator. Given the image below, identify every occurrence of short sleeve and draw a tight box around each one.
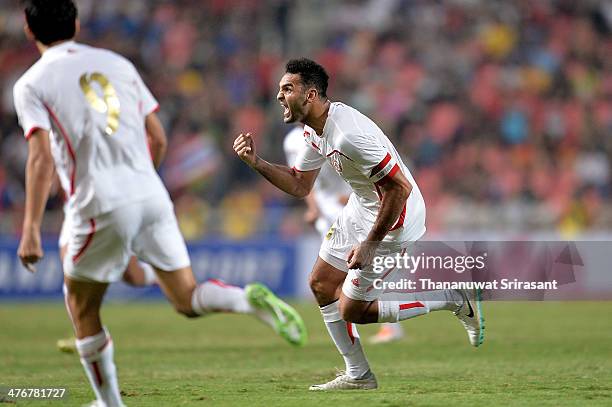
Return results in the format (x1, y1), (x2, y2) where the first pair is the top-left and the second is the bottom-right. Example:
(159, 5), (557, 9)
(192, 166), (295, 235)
(132, 65), (158, 115)
(294, 142), (326, 171)
(342, 133), (400, 184)
(283, 127), (307, 166)
(13, 79), (51, 140)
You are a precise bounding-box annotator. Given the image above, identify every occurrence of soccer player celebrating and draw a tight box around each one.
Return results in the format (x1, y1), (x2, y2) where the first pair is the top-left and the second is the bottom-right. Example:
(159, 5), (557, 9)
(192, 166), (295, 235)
(14, 2), (306, 406)
(284, 126), (405, 344)
(234, 58), (485, 390)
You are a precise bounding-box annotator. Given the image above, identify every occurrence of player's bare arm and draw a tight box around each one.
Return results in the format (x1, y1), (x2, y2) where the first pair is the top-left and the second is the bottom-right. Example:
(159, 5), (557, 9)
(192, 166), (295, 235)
(18, 129), (54, 272)
(347, 170), (412, 270)
(233, 132), (319, 198)
(145, 112), (167, 168)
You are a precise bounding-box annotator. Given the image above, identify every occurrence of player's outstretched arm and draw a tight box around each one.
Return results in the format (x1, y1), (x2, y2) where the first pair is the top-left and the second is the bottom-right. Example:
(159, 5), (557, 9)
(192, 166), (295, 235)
(233, 132), (319, 198)
(347, 170), (412, 269)
(145, 112), (167, 168)
(18, 129), (55, 272)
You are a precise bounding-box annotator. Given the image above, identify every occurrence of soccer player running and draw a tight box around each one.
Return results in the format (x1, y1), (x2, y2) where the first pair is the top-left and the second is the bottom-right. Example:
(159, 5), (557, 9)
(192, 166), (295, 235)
(14, 2), (306, 406)
(284, 126), (405, 344)
(56, 199), (158, 353)
(234, 58), (485, 390)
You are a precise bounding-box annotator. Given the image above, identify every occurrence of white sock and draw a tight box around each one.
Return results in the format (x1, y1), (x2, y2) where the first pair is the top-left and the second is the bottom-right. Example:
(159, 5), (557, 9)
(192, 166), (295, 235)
(190, 279), (253, 315)
(75, 328), (124, 407)
(139, 261), (157, 286)
(320, 301), (370, 379)
(378, 290), (463, 322)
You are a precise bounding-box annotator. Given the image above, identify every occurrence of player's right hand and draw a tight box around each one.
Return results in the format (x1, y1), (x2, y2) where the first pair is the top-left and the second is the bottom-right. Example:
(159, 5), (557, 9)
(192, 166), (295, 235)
(17, 229), (43, 273)
(233, 132), (257, 167)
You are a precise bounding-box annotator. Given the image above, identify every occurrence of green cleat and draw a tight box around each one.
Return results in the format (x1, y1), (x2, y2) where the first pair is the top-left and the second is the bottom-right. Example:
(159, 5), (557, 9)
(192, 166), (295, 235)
(57, 336), (77, 353)
(245, 283), (307, 347)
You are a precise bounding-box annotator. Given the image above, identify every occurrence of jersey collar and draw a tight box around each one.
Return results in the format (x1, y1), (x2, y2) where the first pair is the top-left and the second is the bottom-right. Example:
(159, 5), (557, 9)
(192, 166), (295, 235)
(320, 102), (337, 138)
(42, 40), (78, 58)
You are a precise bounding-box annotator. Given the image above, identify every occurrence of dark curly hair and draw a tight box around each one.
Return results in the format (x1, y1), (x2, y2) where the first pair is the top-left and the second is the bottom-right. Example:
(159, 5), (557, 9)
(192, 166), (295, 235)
(285, 58), (329, 98)
(23, 0), (78, 45)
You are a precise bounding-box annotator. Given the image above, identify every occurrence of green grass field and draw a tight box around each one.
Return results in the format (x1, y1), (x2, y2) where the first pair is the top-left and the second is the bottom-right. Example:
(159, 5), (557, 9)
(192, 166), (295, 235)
(1, 301), (611, 406)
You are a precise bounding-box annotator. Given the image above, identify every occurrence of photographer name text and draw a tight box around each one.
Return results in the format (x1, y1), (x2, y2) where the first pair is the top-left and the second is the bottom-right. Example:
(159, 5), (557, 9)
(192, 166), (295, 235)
(373, 278), (559, 291)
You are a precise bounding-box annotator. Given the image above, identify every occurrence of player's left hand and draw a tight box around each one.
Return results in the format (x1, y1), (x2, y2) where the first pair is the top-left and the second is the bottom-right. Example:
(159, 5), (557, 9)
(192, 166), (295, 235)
(347, 242), (378, 270)
(17, 229), (43, 273)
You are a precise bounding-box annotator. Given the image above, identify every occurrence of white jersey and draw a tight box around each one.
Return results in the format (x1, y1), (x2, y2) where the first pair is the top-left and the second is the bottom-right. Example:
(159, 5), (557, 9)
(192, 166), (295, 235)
(13, 41), (168, 221)
(294, 102), (426, 242)
(283, 126), (351, 235)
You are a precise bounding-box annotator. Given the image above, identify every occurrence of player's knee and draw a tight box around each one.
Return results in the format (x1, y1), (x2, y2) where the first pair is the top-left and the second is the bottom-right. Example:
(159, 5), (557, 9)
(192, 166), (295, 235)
(309, 273), (336, 304)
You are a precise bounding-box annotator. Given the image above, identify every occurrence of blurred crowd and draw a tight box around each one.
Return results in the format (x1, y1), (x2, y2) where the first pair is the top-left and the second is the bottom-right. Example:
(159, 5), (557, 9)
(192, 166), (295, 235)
(1, 0), (611, 239)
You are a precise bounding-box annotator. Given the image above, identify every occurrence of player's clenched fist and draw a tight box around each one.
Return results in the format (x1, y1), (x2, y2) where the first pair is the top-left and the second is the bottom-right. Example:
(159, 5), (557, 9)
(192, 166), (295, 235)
(233, 132), (258, 167)
(17, 229), (43, 273)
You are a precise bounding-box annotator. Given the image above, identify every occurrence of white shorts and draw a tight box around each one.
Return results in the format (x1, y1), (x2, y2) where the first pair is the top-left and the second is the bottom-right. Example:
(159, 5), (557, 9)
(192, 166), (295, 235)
(63, 196), (190, 283)
(318, 205), (410, 302)
(58, 204), (71, 249)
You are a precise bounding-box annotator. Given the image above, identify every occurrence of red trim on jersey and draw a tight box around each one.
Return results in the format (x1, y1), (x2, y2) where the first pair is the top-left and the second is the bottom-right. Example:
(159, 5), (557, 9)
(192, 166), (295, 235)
(73, 219), (96, 263)
(370, 153), (392, 178)
(44, 103), (77, 195)
(399, 302), (425, 310)
(151, 104), (160, 114)
(292, 166), (307, 173)
(91, 361), (104, 386)
(346, 322), (355, 345)
(388, 163), (400, 178)
(311, 142), (320, 151)
(24, 126), (43, 140)
(374, 164), (401, 186)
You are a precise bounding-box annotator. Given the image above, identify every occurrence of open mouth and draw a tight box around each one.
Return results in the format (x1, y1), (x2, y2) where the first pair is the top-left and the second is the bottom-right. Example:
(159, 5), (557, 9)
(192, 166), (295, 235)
(280, 102), (290, 118)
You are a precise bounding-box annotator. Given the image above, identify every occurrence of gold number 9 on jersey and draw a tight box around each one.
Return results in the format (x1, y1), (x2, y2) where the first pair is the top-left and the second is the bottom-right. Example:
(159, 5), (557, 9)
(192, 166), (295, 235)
(79, 72), (120, 135)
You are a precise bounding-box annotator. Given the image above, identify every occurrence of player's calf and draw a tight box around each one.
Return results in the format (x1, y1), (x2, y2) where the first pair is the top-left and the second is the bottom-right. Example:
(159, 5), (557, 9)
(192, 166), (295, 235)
(64, 278), (109, 338)
(155, 267), (307, 345)
(153, 266), (200, 317)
